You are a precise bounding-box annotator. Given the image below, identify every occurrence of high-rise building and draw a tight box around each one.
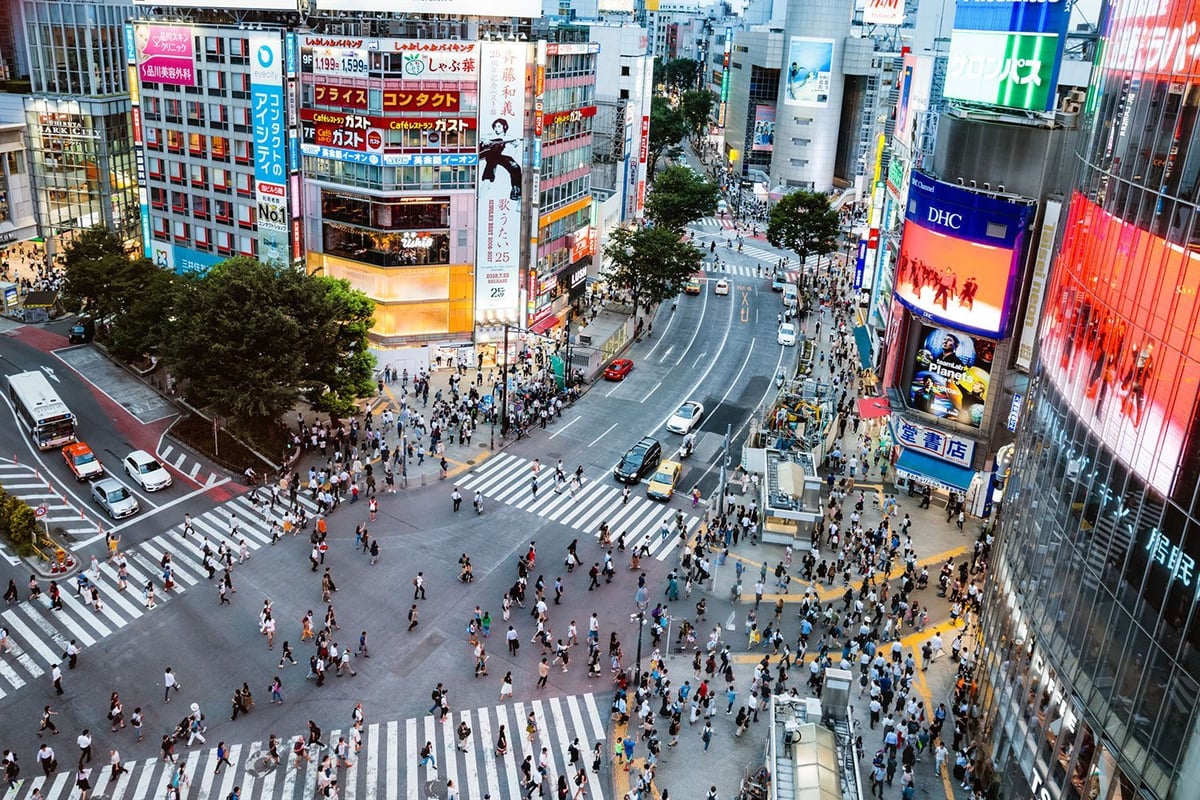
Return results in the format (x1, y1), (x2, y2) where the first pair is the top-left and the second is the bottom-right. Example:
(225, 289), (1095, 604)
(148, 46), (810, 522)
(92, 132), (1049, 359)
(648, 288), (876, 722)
(13, 0), (139, 250)
(130, 4), (598, 354)
(976, 0), (1200, 797)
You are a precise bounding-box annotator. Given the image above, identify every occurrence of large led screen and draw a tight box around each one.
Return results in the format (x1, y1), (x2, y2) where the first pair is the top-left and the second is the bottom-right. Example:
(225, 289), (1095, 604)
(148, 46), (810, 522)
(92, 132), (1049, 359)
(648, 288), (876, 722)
(893, 171), (1034, 337)
(1039, 194), (1200, 496)
(909, 324), (994, 428)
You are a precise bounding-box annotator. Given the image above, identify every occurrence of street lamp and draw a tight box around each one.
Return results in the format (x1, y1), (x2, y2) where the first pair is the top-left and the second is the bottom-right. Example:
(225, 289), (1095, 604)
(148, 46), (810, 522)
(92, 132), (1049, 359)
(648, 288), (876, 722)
(632, 585), (649, 684)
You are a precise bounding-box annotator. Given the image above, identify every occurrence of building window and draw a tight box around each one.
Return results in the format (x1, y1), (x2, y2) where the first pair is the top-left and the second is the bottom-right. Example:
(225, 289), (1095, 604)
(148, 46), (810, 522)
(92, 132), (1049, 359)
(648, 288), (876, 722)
(215, 199), (232, 223)
(232, 73), (250, 98)
(169, 162), (186, 185)
(233, 106), (251, 133)
(166, 129), (184, 154)
(153, 217), (169, 242)
(195, 226), (211, 250)
(234, 140), (252, 165)
(230, 38), (249, 63)
(237, 204), (255, 229)
(188, 133), (206, 157)
(145, 127), (161, 150)
(192, 195), (209, 220)
(173, 220), (189, 242)
(217, 230), (233, 254)
(235, 173), (252, 197)
(190, 165), (208, 187)
(171, 191), (187, 213)
(619, 89), (629, 100)
(165, 99), (182, 124)
(213, 169), (231, 194)
(149, 158), (164, 179)
(150, 186), (167, 210)
(211, 136), (229, 161)
(187, 101), (205, 125)
(621, 66), (630, 76)
(238, 235), (255, 257)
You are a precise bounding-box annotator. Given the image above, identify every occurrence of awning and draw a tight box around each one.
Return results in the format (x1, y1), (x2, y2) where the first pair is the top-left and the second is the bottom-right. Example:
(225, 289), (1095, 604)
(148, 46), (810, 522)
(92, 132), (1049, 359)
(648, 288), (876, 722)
(894, 448), (975, 493)
(857, 396), (892, 419)
(528, 314), (560, 335)
(853, 325), (872, 370)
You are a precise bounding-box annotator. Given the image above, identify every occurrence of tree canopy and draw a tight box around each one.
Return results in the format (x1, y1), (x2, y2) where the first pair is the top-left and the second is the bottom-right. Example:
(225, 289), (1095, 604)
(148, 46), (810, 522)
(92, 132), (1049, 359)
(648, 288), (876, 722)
(165, 258), (375, 422)
(647, 96), (686, 179)
(766, 190), (841, 271)
(678, 90), (715, 140)
(655, 57), (701, 93)
(602, 226), (702, 315)
(644, 164), (719, 233)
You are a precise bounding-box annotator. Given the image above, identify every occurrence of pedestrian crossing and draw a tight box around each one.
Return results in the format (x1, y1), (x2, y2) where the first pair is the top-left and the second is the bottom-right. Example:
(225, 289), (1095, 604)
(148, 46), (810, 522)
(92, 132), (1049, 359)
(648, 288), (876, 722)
(457, 452), (700, 563)
(0, 490), (320, 699)
(692, 216), (736, 229)
(702, 265), (801, 282)
(5, 694), (608, 800)
(158, 442), (224, 487)
(0, 461), (96, 565)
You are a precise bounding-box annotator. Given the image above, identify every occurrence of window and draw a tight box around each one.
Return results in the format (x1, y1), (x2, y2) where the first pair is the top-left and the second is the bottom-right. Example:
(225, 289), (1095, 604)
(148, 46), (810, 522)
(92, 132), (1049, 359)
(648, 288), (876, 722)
(235, 173), (252, 197)
(165, 98), (182, 123)
(234, 140), (251, 165)
(619, 89), (629, 100)
(192, 195), (209, 219)
(206, 70), (226, 96)
(238, 235), (255, 257)
(204, 36), (224, 58)
(169, 162), (186, 185)
(173, 220), (189, 242)
(166, 129), (183, 153)
(187, 101), (205, 125)
(209, 103), (228, 129)
(232, 73), (250, 98)
(143, 96), (161, 120)
(621, 66), (630, 76)
(153, 217), (169, 242)
(149, 158), (164, 179)
(233, 106), (251, 133)
(215, 199), (232, 223)
(217, 230), (233, 254)
(190, 164), (207, 187)
(213, 169), (231, 193)
(237, 204), (255, 229)
(211, 136), (229, 161)
(145, 127), (161, 150)
(230, 38), (248, 63)
(150, 186), (167, 210)
(171, 191), (188, 213)
(188, 133), (206, 157)
(195, 226), (211, 250)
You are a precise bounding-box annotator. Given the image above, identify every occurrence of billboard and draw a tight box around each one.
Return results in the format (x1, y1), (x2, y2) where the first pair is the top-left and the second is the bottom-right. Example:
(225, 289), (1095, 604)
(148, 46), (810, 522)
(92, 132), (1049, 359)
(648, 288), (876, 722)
(475, 42), (527, 324)
(864, 0), (905, 26)
(315, 0), (541, 14)
(133, 0), (297, 7)
(751, 105), (775, 152)
(251, 35), (289, 265)
(944, 31), (1059, 111)
(893, 171), (1034, 337)
(783, 38), (834, 108)
(299, 38), (478, 81)
(908, 324), (995, 428)
(947, 0), (1070, 112)
(1015, 198), (1061, 370)
(1038, 194), (1200, 496)
(134, 25), (196, 87)
(1106, 1), (1200, 79)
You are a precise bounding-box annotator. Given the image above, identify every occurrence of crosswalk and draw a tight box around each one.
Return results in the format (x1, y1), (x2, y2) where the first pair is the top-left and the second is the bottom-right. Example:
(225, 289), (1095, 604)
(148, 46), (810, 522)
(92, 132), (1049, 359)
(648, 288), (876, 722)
(0, 461), (96, 565)
(0, 490), (320, 699)
(703, 265), (801, 282)
(456, 452), (699, 563)
(5, 694), (609, 800)
(692, 216), (735, 229)
(158, 442), (224, 487)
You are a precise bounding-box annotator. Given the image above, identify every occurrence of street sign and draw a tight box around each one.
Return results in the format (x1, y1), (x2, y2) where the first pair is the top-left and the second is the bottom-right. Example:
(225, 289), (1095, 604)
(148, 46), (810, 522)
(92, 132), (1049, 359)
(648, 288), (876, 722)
(35, 505), (46, 518)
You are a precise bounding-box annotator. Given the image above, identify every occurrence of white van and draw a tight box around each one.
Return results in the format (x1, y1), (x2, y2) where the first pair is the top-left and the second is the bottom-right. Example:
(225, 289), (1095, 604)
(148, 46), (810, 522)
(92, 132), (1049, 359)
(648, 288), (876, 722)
(716, 199), (728, 214)
(782, 285), (799, 308)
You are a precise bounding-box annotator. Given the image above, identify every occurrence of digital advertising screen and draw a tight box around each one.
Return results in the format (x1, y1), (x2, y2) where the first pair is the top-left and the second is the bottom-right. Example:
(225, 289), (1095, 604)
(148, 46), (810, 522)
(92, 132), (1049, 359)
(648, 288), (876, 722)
(783, 38), (834, 108)
(751, 105), (775, 151)
(893, 171), (1034, 337)
(908, 324), (994, 428)
(1038, 193), (1200, 496)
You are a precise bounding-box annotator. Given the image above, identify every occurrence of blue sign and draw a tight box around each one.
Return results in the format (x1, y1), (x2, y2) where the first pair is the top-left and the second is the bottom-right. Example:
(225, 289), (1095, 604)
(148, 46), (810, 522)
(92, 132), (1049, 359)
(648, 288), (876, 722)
(905, 170), (1032, 249)
(953, 0), (1069, 36)
(298, 144), (478, 168)
(854, 238), (867, 291)
(124, 24), (136, 63)
(251, 38), (286, 185)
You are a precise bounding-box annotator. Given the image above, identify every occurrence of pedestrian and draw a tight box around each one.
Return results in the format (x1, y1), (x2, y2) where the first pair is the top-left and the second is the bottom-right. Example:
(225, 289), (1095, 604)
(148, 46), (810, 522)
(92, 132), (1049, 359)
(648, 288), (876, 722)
(279, 640), (297, 668)
(51, 663), (64, 695)
(408, 604), (419, 631)
(456, 720), (472, 752)
(451, 488), (462, 512)
(537, 657), (551, 689)
(75, 767), (92, 800)
(64, 639), (80, 669)
(37, 743), (55, 776)
(163, 667), (180, 702)
(418, 741), (437, 771)
(413, 572), (426, 599)
(214, 741), (233, 774)
(76, 729), (92, 768)
(131, 708), (144, 742)
(500, 671), (514, 700)
(270, 677), (283, 704)
(701, 721), (713, 751)
(38, 705), (59, 737)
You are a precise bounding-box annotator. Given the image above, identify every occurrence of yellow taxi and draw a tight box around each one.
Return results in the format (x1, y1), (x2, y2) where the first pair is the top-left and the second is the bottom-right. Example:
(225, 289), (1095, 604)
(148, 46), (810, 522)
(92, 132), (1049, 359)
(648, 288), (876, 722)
(646, 460), (682, 501)
(684, 277), (702, 295)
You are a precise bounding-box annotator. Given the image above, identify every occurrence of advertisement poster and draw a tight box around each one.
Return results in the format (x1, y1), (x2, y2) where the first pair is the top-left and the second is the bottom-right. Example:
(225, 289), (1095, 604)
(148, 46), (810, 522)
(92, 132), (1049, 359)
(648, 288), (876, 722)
(475, 42), (527, 324)
(864, 0), (905, 26)
(135, 25), (196, 87)
(783, 38), (834, 107)
(944, 31), (1059, 112)
(908, 324), (994, 428)
(893, 171), (1034, 337)
(251, 35), (289, 265)
(751, 105), (775, 151)
(1038, 194), (1200, 496)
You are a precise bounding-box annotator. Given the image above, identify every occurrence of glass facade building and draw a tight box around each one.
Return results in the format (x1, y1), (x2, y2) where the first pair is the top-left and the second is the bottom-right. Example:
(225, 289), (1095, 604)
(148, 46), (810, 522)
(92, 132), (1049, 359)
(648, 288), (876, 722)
(978, 0), (1200, 798)
(19, 0), (139, 245)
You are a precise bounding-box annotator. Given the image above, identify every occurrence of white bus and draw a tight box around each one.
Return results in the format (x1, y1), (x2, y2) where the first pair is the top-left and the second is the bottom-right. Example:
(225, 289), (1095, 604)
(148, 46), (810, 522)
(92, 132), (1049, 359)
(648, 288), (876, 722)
(8, 371), (76, 450)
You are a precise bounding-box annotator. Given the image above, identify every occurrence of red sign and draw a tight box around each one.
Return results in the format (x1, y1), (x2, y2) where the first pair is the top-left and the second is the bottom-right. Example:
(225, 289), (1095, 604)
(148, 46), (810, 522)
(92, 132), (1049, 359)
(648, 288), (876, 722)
(313, 85), (369, 110)
(867, 228), (880, 250)
(569, 226), (593, 263)
(382, 90), (460, 112)
(639, 115), (650, 164)
(541, 106), (596, 127)
(300, 109), (473, 132)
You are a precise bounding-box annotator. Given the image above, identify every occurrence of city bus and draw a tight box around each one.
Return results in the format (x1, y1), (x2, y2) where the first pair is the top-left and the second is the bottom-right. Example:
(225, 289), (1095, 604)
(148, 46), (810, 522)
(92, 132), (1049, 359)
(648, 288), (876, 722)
(8, 370), (76, 450)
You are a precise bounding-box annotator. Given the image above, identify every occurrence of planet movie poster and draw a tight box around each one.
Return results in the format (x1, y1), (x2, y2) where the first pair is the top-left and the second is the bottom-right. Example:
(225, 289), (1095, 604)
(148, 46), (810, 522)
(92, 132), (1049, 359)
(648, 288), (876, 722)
(783, 37), (834, 108)
(908, 324), (994, 428)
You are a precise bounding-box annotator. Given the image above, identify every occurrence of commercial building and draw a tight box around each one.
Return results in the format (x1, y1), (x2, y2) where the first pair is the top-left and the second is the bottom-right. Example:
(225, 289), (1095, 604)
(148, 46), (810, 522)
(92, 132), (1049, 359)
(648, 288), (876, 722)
(129, 3), (599, 354)
(976, 0), (1200, 796)
(2, 0), (139, 252)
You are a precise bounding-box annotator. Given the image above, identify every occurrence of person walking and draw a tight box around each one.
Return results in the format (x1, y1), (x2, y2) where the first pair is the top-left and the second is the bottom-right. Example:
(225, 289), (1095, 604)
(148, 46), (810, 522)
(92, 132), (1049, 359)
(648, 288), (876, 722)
(51, 663), (64, 695)
(407, 604), (419, 631)
(76, 730), (92, 768)
(38, 705), (59, 737)
(413, 573), (426, 600)
(163, 667), (180, 702)
(451, 488), (462, 512)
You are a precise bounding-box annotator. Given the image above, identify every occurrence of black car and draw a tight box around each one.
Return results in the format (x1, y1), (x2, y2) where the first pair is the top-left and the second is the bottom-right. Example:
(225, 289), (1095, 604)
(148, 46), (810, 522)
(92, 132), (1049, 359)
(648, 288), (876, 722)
(614, 437), (662, 484)
(68, 316), (95, 344)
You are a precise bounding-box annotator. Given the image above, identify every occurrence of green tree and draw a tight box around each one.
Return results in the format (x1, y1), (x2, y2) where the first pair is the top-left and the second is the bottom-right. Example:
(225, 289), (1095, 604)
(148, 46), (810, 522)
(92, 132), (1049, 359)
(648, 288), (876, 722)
(660, 58), (700, 93)
(644, 164), (719, 233)
(103, 259), (179, 362)
(678, 90), (715, 140)
(603, 226), (703, 315)
(165, 258), (376, 423)
(766, 191), (841, 283)
(647, 96), (686, 179)
(60, 225), (132, 318)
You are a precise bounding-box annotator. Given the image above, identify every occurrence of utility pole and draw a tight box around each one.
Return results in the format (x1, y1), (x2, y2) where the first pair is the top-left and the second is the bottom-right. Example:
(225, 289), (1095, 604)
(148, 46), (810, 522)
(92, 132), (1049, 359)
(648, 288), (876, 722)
(717, 422), (731, 515)
(500, 325), (510, 437)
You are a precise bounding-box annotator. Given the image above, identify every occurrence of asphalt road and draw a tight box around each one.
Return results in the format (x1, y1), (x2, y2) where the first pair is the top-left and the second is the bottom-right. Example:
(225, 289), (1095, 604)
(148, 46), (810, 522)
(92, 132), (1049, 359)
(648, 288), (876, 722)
(0, 229), (799, 800)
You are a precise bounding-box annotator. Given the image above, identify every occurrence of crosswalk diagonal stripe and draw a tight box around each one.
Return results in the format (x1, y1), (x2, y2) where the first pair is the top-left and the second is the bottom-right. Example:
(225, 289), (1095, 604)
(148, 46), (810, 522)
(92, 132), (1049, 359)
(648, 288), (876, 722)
(405, 717), (419, 800)
(475, 709), (501, 800)
(385, 720), (399, 800)
(8, 602), (71, 662)
(363, 723), (381, 800)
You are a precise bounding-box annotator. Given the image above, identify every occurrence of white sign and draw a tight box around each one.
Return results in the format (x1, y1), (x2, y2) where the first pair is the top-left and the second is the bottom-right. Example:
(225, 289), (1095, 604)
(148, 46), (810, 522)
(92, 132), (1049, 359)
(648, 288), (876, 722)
(1015, 198), (1060, 370)
(893, 417), (976, 468)
(863, 0), (905, 26)
(474, 42), (527, 324)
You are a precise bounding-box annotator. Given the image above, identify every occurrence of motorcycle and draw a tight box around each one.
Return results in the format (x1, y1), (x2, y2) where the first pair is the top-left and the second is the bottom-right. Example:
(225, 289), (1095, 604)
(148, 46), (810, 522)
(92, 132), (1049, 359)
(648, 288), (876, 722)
(677, 433), (696, 460)
(776, 371), (785, 390)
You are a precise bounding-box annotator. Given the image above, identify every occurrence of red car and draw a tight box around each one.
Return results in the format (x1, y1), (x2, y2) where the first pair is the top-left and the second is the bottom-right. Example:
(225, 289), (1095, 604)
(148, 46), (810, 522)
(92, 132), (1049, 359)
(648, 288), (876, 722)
(604, 358), (634, 381)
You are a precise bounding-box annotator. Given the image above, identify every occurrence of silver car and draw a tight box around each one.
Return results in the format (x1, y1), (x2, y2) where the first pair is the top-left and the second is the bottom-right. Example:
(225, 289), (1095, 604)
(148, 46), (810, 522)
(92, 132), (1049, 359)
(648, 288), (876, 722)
(91, 477), (139, 519)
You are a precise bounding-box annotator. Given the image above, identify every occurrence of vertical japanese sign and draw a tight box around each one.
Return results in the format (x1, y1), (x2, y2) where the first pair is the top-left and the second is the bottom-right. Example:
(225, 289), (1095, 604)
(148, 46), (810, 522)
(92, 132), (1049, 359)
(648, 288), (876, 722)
(475, 42), (527, 324)
(251, 35), (289, 265)
(125, 25), (152, 259)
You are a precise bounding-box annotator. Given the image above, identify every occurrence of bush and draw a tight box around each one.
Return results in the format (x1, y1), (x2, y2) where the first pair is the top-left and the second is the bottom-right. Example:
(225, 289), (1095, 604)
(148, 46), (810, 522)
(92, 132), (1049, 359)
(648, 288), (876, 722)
(0, 490), (39, 556)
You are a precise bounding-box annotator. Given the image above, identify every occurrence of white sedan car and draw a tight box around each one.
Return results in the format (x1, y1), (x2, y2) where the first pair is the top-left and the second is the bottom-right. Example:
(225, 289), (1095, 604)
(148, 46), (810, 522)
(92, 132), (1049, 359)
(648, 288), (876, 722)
(667, 400), (705, 434)
(124, 449), (173, 491)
